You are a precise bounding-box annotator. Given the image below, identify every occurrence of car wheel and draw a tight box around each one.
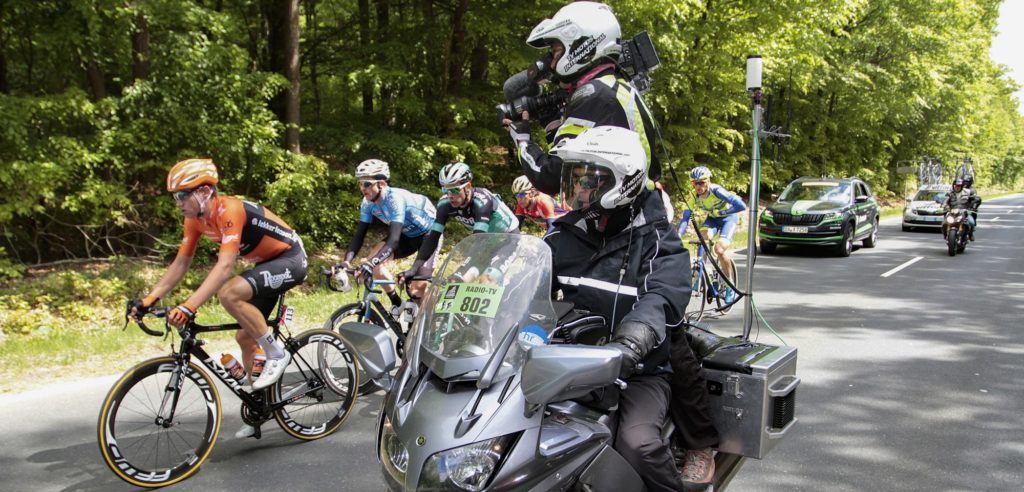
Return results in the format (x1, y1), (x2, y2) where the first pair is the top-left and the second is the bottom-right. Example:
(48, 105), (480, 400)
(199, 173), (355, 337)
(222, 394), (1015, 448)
(835, 222), (853, 257)
(863, 218), (878, 248)
(759, 240), (777, 254)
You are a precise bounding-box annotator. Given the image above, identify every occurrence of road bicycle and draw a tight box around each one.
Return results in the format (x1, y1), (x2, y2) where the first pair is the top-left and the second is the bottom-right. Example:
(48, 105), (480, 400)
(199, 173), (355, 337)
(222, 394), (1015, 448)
(320, 266), (429, 395)
(97, 296), (359, 488)
(679, 213), (742, 321)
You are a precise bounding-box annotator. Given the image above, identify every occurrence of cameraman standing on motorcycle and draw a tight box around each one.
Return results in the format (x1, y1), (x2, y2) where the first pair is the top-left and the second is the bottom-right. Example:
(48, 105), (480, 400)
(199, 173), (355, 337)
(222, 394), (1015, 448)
(545, 126), (717, 491)
(942, 178), (981, 241)
(504, 1), (663, 200)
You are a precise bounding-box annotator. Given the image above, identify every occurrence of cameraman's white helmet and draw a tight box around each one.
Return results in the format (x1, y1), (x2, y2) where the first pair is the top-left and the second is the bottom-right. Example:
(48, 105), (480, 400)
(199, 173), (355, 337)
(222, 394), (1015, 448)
(512, 175), (535, 194)
(438, 162), (473, 187)
(355, 159), (390, 180)
(527, 1), (621, 79)
(554, 126), (646, 213)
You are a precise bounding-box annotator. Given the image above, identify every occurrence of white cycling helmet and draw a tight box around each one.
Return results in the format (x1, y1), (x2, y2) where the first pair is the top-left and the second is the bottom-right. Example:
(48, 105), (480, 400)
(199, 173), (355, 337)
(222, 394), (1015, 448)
(355, 159), (390, 180)
(512, 175), (535, 194)
(527, 1), (622, 80)
(439, 162), (473, 187)
(553, 126), (646, 213)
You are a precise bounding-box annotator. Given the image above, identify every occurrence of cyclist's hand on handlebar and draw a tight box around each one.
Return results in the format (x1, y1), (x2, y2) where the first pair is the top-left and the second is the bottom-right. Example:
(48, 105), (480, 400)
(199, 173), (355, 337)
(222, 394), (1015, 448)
(127, 296), (157, 319)
(168, 302), (197, 328)
(354, 262), (374, 280)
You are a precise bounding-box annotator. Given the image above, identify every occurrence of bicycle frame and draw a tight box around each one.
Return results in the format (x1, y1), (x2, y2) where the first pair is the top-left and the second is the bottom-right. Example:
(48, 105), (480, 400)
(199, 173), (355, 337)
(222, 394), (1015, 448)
(682, 214), (743, 312)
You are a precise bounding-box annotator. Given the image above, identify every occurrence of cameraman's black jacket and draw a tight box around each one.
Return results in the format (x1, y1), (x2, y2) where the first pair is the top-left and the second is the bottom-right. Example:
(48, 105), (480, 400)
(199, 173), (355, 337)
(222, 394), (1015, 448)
(517, 66), (661, 195)
(545, 189), (690, 375)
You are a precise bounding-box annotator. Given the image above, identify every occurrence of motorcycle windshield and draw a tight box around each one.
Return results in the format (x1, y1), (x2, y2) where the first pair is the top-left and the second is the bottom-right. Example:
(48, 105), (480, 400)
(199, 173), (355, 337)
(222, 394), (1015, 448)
(415, 234), (557, 381)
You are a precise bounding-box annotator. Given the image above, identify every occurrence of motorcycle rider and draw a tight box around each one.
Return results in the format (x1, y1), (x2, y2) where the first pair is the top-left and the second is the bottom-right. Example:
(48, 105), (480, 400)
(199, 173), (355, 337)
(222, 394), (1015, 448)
(505, 1), (663, 200)
(546, 126), (718, 491)
(942, 178), (981, 241)
(344, 159), (439, 314)
(402, 162), (519, 280)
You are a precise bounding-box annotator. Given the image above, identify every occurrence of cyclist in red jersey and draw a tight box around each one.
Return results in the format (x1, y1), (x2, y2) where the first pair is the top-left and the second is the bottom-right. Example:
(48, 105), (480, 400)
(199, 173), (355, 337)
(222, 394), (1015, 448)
(129, 159), (307, 438)
(511, 175), (565, 232)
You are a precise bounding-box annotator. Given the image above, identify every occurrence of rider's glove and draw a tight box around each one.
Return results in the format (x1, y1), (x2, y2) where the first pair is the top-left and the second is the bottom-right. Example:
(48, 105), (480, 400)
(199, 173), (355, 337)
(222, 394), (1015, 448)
(168, 301), (198, 328)
(507, 120), (532, 144)
(127, 295), (158, 318)
(358, 262), (375, 279)
(606, 321), (659, 380)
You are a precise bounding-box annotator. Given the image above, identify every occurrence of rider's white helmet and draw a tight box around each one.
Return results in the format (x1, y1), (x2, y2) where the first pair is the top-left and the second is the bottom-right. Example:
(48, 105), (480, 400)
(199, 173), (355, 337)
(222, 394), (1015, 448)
(512, 175), (535, 194)
(355, 159), (390, 180)
(438, 162), (473, 187)
(553, 126), (646, 213)
(526, 1), (622, 80)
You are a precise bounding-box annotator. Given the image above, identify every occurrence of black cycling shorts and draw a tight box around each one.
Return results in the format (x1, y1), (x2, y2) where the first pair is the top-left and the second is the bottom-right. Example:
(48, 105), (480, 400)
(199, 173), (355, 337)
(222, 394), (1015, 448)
(395, 233), (443, 277)
(240, 243), (308, 319)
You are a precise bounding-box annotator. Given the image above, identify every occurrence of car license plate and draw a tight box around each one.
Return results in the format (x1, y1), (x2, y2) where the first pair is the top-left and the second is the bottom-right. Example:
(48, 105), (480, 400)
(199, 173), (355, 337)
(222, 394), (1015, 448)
(925, 216), (941, 222)
(782, 226), (809, 233)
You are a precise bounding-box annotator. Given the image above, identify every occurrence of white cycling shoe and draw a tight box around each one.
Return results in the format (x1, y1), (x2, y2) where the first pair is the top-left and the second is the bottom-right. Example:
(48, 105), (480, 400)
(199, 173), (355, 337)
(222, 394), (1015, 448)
(252, 351), (291, 391)
(235, 424), (256, 439)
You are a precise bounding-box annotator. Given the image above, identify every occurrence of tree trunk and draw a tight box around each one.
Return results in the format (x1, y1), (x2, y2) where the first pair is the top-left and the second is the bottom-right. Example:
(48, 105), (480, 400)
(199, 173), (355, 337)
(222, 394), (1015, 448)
(305, 0), (320, 124)
(86, 60), (107, 100)
(0, 0), (7, 94)
(262, 0), (301, 153)
(131, 12), (150, 82)
(445, 0), (469, 96)
(359, 0), (372, 114)
(469, 39), (488, 84)
(376, 0), (392, 125)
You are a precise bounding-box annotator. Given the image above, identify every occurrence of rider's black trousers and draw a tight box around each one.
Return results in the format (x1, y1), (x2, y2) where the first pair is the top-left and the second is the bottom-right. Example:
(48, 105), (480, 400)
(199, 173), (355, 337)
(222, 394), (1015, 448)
(616, 374), (686, 491)
(669, 332), (720, 450)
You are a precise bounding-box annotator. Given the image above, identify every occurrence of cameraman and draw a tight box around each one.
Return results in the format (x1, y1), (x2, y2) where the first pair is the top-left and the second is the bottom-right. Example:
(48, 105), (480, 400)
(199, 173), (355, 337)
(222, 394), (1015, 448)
(504, 1), (661, 197)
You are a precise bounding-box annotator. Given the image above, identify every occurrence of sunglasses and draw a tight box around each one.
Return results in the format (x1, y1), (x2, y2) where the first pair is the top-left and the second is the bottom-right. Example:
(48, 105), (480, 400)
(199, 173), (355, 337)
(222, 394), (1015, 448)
(359, 180), (378, 189)
(691, 180), (709, 186)
(576, 175), (607, 190)
(442, 183), (469, 195)
(515, 192), (529, 199)
(173, 189), (194, 201)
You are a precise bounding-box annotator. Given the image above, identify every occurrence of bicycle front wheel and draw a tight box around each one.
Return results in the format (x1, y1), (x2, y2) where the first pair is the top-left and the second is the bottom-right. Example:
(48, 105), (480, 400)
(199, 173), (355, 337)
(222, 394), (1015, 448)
(687, 261), (708, 322)
(97, 357), (221, 488)
(273, 329), (360, 440)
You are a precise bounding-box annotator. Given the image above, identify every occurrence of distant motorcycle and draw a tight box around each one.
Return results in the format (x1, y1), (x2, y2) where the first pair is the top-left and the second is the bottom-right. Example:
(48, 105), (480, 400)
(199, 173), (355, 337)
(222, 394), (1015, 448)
(942, 207), (971, 256)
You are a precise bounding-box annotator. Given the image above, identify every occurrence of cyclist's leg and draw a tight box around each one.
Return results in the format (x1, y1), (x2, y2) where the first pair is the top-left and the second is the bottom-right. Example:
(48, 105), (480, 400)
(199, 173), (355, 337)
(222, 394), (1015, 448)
(716, 215), (740, 280)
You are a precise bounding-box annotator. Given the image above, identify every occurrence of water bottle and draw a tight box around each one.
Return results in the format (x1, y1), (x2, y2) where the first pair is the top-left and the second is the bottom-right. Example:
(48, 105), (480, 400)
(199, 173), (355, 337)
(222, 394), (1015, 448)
(252, 348), (267, 379)
(220, 354), (246, 383)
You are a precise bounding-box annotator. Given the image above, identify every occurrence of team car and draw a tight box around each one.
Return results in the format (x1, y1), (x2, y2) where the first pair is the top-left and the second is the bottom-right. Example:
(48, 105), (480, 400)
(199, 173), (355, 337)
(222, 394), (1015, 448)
(901, 184), (951, 231)
(758, 176), (880, 257)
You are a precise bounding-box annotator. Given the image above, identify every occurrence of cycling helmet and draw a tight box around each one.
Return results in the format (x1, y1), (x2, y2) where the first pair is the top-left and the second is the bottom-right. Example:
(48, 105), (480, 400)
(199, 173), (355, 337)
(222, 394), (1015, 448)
(526, 1), (622, 80)
(355, 159), (390, 180)
(167, 158), (219, 192)
(553, 126), (646, 212)
(439, 162), (473, 187)
(512, 175), (535, 194)
(689, 166), (712, 182)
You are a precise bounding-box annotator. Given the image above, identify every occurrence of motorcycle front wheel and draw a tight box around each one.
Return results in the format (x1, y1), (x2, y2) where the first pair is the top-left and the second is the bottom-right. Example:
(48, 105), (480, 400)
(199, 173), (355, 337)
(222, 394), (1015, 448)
(947, 227), (958, 256)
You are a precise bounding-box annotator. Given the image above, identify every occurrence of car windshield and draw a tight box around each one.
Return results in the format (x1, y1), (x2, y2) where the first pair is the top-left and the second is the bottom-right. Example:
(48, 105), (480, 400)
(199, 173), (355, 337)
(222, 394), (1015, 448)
(913, 190), (947, 202)
(412, 233), (556, 381)
(779, 181), (852, 204)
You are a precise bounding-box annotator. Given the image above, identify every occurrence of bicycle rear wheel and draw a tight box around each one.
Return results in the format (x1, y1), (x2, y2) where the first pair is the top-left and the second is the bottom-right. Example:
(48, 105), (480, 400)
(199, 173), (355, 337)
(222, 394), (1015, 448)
(325, 302), (387, 395)
(712, 263), (740, 315)
(272, 329), (359, 440)
(97, 357), (220, 488)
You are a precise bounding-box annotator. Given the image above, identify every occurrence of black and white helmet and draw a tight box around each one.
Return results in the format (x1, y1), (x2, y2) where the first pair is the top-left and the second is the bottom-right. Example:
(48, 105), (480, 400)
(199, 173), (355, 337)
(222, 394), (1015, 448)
(554, 126), (646, 213)
(438, 162), (473, 187)
(355, 159), (390, 180)
(527, 1), (622, 80)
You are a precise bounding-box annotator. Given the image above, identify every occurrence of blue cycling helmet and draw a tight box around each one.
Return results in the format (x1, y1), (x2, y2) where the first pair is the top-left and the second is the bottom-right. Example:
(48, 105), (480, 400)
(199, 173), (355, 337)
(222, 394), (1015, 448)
(690, 166), (712, 182)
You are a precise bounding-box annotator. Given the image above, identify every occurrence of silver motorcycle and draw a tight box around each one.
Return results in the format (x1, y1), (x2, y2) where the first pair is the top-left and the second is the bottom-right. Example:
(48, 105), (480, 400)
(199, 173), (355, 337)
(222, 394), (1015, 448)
(340, 234), (798, 491)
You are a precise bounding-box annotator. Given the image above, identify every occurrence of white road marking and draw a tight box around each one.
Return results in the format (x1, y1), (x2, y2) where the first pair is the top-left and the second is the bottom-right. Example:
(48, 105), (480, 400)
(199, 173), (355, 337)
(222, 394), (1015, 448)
(881, 256), (924, 278)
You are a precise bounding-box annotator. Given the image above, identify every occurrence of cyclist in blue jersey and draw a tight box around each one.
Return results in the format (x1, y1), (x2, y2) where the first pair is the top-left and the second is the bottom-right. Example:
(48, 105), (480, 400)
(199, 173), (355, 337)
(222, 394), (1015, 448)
(681, 166), (747, 304)
(345, 159), (440, 309)
(402, 162), (519, 281)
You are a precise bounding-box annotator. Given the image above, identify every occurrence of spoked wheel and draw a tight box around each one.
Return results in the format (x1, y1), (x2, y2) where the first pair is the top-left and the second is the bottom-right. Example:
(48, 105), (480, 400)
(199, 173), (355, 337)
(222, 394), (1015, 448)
(98, 357), (220, 488)
(272, 329), (359, 440)
(325, 302), (386, 395)
(686, 261), (708, 322)
(711, 263), (740, 315)
(835, 223), (854, 257)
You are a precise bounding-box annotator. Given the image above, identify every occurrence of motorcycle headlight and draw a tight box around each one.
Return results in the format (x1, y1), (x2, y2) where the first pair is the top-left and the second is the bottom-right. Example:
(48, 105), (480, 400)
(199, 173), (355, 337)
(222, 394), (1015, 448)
(419, 434), (517, 491)
(380, 417), (408, 483)
(945, 215), (956, 224)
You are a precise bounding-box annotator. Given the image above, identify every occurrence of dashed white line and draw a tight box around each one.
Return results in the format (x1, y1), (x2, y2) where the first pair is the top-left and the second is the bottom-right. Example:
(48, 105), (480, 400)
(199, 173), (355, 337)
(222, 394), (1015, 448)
(881, 256), (924, 278)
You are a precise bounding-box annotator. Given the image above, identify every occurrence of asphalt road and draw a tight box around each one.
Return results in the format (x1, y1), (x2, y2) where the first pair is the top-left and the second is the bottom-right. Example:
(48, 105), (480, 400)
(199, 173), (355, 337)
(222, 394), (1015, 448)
(1, 194), (1021, 491)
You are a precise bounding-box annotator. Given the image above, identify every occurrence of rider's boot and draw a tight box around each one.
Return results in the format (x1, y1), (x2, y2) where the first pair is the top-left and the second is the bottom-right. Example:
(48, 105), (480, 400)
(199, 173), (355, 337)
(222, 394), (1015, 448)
(680, 447), (716, 491)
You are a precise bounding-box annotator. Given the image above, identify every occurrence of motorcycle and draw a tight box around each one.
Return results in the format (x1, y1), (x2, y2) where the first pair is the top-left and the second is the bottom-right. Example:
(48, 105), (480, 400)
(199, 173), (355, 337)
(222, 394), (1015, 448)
(942, 207), (971, 256)
(339, 234), (798, 491)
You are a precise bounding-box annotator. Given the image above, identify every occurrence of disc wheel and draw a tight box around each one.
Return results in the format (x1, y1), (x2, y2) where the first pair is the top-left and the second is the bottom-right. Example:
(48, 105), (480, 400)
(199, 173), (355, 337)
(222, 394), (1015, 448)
(97, 357), (220, 488)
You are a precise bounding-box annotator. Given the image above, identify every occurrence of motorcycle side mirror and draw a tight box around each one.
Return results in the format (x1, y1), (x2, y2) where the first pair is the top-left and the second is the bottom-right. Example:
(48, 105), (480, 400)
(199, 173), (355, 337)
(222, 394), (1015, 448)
(521, 345), (621, 417)
(855, 195), (868, 203)
(771, 193), (779, 201)
(337, 321), (397, 392)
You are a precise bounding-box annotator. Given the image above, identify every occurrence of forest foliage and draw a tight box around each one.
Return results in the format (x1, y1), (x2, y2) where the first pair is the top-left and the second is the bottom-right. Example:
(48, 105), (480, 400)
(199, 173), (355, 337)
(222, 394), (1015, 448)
(1, 0), (1022, 275)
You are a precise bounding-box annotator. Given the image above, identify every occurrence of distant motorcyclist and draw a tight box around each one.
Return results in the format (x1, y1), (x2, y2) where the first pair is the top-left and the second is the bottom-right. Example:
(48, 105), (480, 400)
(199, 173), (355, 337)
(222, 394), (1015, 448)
(942, 178), (981, 241)
(545, 126), (718, 491)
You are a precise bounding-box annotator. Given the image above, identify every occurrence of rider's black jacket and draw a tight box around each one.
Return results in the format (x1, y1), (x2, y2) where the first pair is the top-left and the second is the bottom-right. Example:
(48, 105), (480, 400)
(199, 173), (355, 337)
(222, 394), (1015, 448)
(516, 66), (661, 196)
(545, 189), (689, 375)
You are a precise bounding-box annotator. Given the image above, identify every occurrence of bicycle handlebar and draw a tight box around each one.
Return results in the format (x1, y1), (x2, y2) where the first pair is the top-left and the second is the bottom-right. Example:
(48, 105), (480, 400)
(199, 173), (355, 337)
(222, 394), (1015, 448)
(125, 302), (170, 337)
(318, 265), (430, 294)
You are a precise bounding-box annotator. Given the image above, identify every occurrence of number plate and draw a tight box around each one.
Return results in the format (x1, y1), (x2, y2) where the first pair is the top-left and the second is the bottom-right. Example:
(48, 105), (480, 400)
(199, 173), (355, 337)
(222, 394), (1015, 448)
(434, 282), (504, 318)
(782, 226), (809, 233)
